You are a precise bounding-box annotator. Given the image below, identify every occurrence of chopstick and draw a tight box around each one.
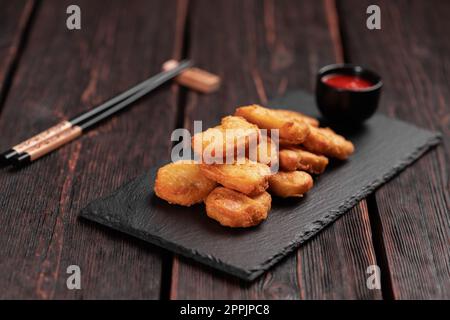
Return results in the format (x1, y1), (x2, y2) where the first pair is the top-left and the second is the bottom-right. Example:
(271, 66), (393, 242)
(1, 59), (193, 166)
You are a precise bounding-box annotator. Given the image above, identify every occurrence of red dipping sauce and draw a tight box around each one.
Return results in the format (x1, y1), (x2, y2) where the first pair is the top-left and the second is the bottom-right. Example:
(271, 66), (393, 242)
(322, 74), (373, 90)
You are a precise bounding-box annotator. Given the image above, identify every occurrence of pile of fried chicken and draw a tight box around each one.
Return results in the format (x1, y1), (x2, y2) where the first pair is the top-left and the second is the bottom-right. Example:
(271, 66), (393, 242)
(154, 105), (354, 228)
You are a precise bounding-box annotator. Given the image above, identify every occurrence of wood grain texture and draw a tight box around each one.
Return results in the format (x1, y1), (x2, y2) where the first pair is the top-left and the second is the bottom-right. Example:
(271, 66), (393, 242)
(170, 0), (382, 299)
(0, 0), (186, 299)
(0, 0), (35, 105)
(338, 0), (450, 299)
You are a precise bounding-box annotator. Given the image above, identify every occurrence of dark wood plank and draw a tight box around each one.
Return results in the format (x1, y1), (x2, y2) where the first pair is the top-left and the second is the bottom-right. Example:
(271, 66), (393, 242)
(0, 0), (186, 298)
(338, 0), (450, 299)
(170, 0), (381, 299)
(0, 0), (35, 104)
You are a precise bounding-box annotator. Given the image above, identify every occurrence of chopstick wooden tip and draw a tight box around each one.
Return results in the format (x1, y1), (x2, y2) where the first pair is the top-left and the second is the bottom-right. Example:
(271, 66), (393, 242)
(163, 60), (221, 94)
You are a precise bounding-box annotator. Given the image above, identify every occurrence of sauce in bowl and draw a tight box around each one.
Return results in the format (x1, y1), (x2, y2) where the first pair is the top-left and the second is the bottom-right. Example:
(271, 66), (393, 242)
(322, 74), (373, 90)
(316, 64), (382, 123)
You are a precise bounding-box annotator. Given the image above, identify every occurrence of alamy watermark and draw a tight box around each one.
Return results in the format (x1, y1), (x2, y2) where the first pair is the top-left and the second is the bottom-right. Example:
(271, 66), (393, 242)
(366, 264), (381, 290)
(366, 5), (381, 30)
(66, 265), (81, 290)
(66, 5), (81, 30)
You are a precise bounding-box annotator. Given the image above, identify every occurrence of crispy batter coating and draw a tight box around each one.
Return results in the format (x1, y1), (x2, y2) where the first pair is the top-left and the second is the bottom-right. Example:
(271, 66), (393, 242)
(269, 171), (313, 198)
(200, 160), (271, 196)
(191, 125), (223, 160)
(279, 146), (328, 174)
(205, 187), (271, 228)
(220, 115), (259, 132)
(235, 105), (310, 144)
(255, 136), (279, 169)
(192, 116), (259, 163)
(302, 127), (355, 160)
(154, 160), (217, 206)
(278, 137), (299, 147)
(275, 109), (319, 127)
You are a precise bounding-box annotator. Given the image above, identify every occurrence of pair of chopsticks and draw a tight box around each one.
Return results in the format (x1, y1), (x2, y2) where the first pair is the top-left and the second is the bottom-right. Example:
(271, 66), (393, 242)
(0, 60), (193, 167)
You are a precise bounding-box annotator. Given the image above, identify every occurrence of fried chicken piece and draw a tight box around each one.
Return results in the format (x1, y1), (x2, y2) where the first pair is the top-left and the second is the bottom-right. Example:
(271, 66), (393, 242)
(278, 137), (299, 147)
(220, 115), (259, 131)
(275, 109), (319, 127)
(269, 171), (314, 198)
(191, 126), (222, 159)
(192, 116), (259, 163)
(205, 187), (271, 228)
(279, 146), (328, 174)
(154, 160), (217, 206)
(254, 136), (279, 170)
(235, 105), (310, 144)
(302, 127), (355, 160)
(200, 160), (271, 196)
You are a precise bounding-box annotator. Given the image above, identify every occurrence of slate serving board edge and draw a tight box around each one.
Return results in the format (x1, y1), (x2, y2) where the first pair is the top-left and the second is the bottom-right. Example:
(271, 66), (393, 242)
(247, 132), (442, 279)
(81, 196), (254, 280)
(80, 132), (441, 281)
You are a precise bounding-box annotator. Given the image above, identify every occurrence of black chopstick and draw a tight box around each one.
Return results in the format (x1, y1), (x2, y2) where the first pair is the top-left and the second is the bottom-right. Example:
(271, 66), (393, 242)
(71, 59), (192, 126)
(1, 60), (193, 166)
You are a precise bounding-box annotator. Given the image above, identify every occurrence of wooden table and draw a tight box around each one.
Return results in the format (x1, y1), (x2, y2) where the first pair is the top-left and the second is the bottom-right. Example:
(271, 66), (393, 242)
(0, 0), (448, 299)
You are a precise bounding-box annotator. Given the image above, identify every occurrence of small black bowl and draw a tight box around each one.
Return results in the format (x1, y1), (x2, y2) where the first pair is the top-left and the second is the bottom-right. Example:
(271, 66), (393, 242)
(316, 64), (382, 124)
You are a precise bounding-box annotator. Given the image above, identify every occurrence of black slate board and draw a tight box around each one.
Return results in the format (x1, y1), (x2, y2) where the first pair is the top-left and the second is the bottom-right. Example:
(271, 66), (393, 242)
(80, 90), (441, 281)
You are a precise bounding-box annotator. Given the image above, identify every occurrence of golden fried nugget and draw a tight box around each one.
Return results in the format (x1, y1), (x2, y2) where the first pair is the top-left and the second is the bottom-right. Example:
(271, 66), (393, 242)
(302, 127), (355, 160)
(279, 146), (328, 174)
(205, 187), (271, 228)
(191, 126), (223, 159)
(278, 137), (299, 147)
(235, 105), (310, 144)
(255, 136), (279, 169)
(154, 161), (217, 206)
(220, 115), (260, 132)
(222, 115), (261, 159)
(275, 109), (319, 127)
(269, 171), (313, 198)
(192, 116), (259, 162)
(200, 160), (271, 196)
